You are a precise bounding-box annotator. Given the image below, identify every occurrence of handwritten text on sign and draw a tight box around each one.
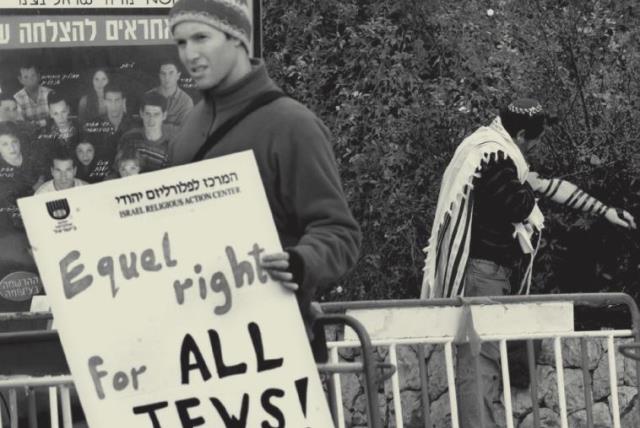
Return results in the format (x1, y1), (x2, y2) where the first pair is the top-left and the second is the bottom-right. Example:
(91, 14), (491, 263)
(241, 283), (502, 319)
(18, 151), (333, 427)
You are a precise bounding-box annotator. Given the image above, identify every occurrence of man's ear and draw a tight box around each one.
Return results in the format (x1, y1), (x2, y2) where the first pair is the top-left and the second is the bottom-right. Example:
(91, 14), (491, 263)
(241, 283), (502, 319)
(516, 129), (526, 143)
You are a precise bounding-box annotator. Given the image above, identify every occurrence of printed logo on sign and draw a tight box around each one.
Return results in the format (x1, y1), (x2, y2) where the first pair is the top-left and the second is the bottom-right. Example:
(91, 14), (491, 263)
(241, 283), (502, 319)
(46, 199), (77, 234)
(47, 199), (70, 220)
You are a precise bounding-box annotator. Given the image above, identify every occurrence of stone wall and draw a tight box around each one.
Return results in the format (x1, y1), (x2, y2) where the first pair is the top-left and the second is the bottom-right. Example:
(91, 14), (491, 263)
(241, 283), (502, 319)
(331, 337), (640, 427)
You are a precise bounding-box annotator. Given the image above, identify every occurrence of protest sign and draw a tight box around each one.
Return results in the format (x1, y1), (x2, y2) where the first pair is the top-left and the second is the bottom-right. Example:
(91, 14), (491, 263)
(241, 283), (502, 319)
(18, 150), (334, 427)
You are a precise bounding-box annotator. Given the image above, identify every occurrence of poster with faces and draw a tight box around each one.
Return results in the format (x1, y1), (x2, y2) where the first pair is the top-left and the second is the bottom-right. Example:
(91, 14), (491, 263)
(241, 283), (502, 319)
(0, 1), (261, 312)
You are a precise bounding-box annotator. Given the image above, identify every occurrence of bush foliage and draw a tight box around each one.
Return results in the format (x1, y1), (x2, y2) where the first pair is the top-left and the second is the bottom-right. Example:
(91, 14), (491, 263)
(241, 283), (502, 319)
(263, 0), (640, 301)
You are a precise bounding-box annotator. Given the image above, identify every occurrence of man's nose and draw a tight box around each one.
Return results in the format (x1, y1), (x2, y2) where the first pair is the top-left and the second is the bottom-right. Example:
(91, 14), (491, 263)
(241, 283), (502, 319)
(183, 41), (200, 61)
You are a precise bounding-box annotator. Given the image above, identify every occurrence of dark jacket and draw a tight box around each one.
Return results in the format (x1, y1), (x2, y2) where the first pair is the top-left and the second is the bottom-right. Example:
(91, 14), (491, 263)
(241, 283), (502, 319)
(470, 151), (536, 267)
(169, 59), (361, 318)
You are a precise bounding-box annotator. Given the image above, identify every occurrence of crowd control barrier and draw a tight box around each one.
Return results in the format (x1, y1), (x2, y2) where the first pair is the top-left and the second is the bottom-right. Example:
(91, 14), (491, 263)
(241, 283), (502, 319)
(321, 293), (640, 428)
(2, 294), (640, 427)
(0, 312), (387, 428)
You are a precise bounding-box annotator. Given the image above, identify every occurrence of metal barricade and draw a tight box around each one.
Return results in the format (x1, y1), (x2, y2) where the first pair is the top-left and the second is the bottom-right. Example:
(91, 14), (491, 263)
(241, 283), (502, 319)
(321, 293), (640, 428)
(3, 294), (640, 427)
(0, 312), (77, 428)
(0, 312), (388, 428)
(315, 314), (395, 428)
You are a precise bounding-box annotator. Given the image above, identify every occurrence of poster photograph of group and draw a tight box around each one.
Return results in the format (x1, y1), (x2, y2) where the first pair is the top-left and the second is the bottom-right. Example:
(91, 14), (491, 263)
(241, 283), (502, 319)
(0, 2), (201, 311)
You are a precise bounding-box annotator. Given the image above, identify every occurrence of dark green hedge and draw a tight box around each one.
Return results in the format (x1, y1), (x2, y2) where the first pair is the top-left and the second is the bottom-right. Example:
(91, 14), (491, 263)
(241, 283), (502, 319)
(263, 0), (640, 301)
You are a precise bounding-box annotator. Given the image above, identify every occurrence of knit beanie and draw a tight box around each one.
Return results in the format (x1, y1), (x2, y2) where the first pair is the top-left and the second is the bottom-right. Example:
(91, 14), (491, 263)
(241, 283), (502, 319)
(169, 0), (252, 52)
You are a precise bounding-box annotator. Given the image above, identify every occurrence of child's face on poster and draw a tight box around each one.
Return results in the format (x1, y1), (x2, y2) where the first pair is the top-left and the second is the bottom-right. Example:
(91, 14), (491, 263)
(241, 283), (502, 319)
(0, 100), (19, 122)
(93, 70), (109, 92)
(159, 64), (180, 90)
(19, 67), (40, 91)
(119, 159), (140, 177)
(141, 105), (166, 130)
(51, 159), (76, 189)
(76, 143), (95, 166)
(105, 92), (126, 118)
(49, 101), (70, 127)
(0, 134), (20, 163)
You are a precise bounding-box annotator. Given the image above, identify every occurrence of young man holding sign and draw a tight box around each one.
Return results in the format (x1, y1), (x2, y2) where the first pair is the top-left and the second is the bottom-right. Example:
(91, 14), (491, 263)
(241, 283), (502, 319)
(168, 0), (361, 358)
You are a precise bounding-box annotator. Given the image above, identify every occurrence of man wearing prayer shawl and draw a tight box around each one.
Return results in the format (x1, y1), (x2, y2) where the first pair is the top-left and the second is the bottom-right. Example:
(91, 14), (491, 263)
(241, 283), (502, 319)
(421, 98), (636, 427)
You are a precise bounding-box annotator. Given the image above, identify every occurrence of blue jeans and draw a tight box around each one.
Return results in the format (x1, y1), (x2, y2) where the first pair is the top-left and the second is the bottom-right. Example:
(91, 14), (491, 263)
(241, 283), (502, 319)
(456, 258), (511, 428)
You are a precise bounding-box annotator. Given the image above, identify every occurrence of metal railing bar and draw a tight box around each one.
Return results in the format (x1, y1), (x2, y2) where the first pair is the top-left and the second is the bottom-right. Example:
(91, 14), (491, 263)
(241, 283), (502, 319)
(60, 385), (72, 428)
(444, 342), (459, 428)
(499, 340), (514, 428)
(0, 376), (73, 388)
(389, 344), (404, 428)
(49, 386), (59, 428)
(580, 338), (594, 428)
(608, 335), (621, 428)
(636, 358), (640, 427)
(0, 312), (53, 322)
(9, 388), (17, 428)
(317, 362), (364, 373)
(320, 293), (640, 313)
(327, 329), (634, 348)
(328, 347), (345, 428)
(526, 340), (540, 428)
(28, 387), (37, 428)
(554, 337), (568, 428)
(474, 351), (485, 427)
(417, 345), (432, 428)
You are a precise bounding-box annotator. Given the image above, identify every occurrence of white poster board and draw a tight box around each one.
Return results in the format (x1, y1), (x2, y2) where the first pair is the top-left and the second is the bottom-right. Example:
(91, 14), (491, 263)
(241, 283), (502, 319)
(18, 150), (334, 427)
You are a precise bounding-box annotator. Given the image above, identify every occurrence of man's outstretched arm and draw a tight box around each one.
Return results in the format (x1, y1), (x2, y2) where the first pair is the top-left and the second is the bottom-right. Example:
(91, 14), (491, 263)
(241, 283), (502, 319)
(527, 172), (637, 229)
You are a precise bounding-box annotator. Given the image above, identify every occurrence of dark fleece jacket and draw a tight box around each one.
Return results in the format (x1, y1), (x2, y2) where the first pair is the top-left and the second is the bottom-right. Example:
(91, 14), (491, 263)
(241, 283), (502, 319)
(169, 59), (361, 318)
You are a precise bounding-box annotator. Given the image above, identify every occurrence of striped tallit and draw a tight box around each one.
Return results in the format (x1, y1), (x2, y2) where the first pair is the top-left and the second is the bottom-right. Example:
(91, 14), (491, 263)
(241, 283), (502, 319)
(420, 117), (543, 299)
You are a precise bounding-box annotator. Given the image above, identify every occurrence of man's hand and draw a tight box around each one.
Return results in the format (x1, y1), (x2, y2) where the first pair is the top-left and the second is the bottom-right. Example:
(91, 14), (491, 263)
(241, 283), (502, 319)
(260, 252), (299, 291)
(526, 171), (546, 193)
(605, 207), (637, 230)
